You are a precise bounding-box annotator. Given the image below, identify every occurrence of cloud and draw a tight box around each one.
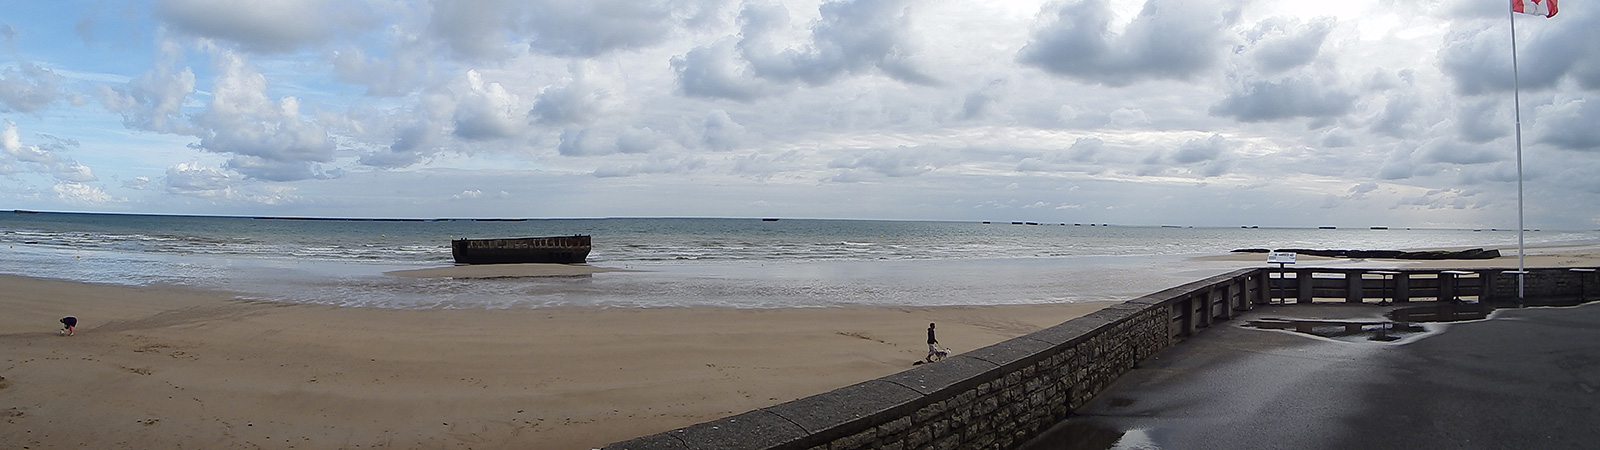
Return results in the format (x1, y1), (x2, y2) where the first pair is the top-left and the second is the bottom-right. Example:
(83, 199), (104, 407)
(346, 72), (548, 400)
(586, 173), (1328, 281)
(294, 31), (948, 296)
(1454, 98), (1509, 144)
(674, 0), (932, 99)
(429, 0), (705, 60)
(452, 70), (524, 140)
(592, 154), (707, 178)
(1244, 16), (1335, 75)
(1370, 92), (1422, 138)
(530, 63), (617, 126)
(826, 146), (941, 179)
(1534, 97), (1600, 151)
(165, 162), (236, 194)
(330, 43), (437, 97)
(1171, 134), (1228, 164)
(97, 40), (197, 134)
(701, 109), (747, 151)
(671, 40), (772, 101)
(156, 0), (376, 53)
(1017, 0), (1239, 86)
(53, 182), (112, 204)
(958, 79), (1007, 120)
(1, 121), (97, 183)
(1439, 10), (1600, 96)
(191, 51), (336, 181)
(0, 62), (63, 112)
(428, 0), (520, 60)
(1210, 74), (1356, 122)
(1418, 138), (1504, 165)
(519, 0), (682, 57)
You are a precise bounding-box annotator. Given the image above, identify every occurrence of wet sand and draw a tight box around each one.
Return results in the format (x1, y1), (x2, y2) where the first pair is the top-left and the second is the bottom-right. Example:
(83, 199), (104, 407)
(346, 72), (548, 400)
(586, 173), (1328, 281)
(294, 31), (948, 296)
(0, 275), (1110, 449)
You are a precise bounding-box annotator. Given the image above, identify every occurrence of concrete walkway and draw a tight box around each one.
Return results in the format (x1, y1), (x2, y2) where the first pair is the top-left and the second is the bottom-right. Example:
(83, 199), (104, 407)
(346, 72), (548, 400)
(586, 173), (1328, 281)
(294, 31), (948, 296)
(1022, 302), (1600, 450)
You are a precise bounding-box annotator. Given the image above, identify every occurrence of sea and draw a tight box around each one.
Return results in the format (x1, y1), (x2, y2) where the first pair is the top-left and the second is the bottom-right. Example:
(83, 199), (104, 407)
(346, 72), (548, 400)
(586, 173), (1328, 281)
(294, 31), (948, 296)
(3, 211), (1596, 309)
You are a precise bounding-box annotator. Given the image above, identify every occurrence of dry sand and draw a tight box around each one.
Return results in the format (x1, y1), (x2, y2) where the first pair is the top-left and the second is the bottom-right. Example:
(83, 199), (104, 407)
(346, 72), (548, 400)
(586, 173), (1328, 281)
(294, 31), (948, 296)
(0, 275), (1110, 449)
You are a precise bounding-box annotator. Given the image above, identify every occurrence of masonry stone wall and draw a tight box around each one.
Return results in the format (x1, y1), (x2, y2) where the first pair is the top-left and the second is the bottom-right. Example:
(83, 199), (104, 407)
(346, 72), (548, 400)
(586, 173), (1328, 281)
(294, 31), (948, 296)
(1489, 267), (1600, 301)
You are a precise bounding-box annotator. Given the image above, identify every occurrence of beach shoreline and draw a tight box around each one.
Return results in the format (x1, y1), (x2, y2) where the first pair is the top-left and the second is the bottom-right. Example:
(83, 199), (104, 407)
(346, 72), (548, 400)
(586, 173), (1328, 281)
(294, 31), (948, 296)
(0, 274), (1112, 449)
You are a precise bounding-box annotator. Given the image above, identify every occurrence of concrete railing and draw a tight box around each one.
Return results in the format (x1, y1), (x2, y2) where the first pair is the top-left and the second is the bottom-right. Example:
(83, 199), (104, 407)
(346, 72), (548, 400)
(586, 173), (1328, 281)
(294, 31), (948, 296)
(602, 266), (1598, 450)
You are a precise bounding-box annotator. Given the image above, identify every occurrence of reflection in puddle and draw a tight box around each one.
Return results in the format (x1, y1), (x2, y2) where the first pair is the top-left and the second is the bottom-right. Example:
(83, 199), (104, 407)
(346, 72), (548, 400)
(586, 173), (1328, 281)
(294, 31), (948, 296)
(1244, 302), (1499, 343)
(1020, 420), (1159, 450)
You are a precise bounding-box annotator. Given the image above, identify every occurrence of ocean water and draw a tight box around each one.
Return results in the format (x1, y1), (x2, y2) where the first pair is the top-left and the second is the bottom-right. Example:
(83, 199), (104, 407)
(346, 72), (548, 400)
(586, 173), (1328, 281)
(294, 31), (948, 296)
(2, 211), (1596, 309)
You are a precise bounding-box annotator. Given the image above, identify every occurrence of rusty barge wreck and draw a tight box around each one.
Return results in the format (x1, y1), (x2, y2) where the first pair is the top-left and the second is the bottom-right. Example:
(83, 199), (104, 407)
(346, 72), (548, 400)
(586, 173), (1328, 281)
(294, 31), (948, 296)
(451, 235), (591, 264)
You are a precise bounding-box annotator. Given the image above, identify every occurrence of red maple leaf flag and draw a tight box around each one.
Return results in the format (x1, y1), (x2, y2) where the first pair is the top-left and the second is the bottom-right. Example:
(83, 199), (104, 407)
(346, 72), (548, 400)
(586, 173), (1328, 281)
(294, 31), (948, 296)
(1513, 0), (1559, 18)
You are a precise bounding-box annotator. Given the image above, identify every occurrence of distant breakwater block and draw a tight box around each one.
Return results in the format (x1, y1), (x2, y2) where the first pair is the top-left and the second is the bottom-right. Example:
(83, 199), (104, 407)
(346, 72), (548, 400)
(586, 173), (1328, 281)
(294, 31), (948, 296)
(1231, 248), (1502, 260)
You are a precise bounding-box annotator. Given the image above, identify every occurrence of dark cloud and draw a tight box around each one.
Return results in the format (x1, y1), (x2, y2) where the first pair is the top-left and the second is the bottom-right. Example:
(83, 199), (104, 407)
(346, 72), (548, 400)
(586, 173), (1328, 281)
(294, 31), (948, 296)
(1534, 98), (1600, 151)
(156, 0), (376, 53)
(430, 0), (707, 60)
(1171, 134), (1228, 164)
(1210, 74), (1356, 122)
(1246, 16), (1335, 75)
(530, 66), (613, 126)
(826, 146), (940, 179)
(1371, 92), (1421, 138)
(0, 62), (62, 113)
(1440, 9), (1599, 96)
(429, 0), (519, 60)
(957, 79), (1006, 120)
(701, 110), (747, 151)
(674, 0), (931, 100)
(1017, 0), (1238, 86)
(1455, 98), (1508, 143)
(1418, 138), (1504, 165)
(671, 41), (771, 101)
(520, 0), (680, 57)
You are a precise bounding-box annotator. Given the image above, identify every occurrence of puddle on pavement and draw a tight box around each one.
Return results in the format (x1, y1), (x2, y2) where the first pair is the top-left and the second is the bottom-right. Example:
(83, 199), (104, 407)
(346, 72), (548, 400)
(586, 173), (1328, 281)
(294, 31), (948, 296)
(1018, 420), (1153, 450)
(1243, 302), (1498, 343)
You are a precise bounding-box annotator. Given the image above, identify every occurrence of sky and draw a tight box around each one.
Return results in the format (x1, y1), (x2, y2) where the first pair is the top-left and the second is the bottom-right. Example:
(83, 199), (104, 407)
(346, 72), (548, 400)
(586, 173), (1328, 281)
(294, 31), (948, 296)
(0, 0), (1597, 229)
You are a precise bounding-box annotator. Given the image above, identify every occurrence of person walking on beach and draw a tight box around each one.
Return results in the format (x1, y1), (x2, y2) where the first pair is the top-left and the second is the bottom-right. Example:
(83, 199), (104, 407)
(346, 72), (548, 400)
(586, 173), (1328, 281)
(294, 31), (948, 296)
(925, 322), (948, 362)
(60, 316), (76, 336)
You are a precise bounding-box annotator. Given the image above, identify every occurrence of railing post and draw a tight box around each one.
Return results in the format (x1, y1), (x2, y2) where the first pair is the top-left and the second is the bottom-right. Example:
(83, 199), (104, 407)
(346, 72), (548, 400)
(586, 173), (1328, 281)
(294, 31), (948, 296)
(1347, 271), (1364, 303)
(1254, 270), (1272, 305)
(1297, 270), (1314, 304)
(1396, 273), (1411, 303)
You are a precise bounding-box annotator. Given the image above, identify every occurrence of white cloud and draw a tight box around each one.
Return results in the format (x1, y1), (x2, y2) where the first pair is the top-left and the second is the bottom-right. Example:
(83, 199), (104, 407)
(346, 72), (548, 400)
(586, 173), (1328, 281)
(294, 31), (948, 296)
(452, 70), (524, 140)
(191, 51), (336, 181)
(0, 62), (62, 112)
(1, 121), (98, 183)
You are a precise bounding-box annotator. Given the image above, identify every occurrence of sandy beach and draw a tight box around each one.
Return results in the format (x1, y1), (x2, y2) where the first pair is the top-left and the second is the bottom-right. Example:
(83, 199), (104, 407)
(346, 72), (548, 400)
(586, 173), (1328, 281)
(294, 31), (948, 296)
(0, 274), (1110, 449)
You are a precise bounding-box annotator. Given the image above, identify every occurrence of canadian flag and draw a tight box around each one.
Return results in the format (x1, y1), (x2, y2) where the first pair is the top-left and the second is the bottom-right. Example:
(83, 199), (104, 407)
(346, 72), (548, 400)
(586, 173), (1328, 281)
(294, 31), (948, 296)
(1513, 0), (1558, 18)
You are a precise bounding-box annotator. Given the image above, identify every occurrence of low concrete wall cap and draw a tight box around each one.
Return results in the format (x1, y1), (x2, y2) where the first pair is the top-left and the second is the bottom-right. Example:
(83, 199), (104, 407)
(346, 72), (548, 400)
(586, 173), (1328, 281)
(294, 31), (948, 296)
(880, 356), (997, 395)
(960, 336), (1057, 372)
(762, 380), (922, 441)
(670, 410), (810, 450)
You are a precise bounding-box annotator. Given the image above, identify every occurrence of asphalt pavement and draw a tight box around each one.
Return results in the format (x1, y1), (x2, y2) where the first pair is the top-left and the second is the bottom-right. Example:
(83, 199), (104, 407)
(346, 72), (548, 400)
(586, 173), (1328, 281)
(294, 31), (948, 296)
(1021, 302), (1600, 450)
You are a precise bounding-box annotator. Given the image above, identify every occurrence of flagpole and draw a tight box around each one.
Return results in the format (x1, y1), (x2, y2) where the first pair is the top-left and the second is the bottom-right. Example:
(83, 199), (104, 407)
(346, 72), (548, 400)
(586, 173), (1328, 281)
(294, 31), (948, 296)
(1509, 6), (1527, 303)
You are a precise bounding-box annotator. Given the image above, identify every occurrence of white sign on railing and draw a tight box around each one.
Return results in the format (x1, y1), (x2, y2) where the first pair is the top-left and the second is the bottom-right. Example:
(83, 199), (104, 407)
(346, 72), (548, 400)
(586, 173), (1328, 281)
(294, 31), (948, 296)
(1267, 252), (1297, 264)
